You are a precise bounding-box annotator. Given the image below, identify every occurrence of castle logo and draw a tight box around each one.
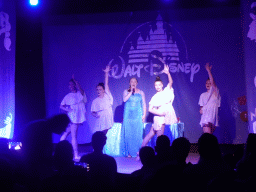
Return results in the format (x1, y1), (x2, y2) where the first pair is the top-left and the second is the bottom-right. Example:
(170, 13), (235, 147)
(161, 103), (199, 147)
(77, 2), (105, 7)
(108, 15), (200, 82)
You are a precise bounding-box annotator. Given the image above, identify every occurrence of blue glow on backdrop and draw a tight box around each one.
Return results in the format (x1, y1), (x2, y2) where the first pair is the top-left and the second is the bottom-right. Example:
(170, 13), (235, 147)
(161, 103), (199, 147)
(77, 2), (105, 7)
(43, 7), (248, 144)
(0, 0), (16, 139)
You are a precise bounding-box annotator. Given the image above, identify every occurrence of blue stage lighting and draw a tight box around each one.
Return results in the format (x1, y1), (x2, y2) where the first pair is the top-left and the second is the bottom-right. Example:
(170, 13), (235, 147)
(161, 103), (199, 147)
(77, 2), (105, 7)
(30, 0), (38, 6)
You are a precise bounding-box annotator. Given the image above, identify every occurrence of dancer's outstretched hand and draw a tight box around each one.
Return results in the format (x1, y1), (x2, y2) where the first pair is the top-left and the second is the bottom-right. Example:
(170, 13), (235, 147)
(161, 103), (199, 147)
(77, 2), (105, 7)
(103, 65), (111, 73)
(205, 62), (212, 71)
(162, 64), (170, 74)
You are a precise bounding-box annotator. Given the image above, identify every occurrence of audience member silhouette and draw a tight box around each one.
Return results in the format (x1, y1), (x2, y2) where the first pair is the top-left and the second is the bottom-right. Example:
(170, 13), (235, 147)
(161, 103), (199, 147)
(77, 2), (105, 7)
(131, 146), (156, 192)
(144, 137), (191, 192)
(41, 140), (87, 192)
(0, 158), (14, 192)
(53, 140), (75, 174)
(155, 135), (172, 167)
(171, 137), (192, 169)
(80, 131), (117, 191)
(235, 133), (256, 190)
(132, 146), (156, 177)
(21, 113), (70, 191)
(0, 138), (15, 192)
(223, 145), (244, 171)
(183, 133), (233, 192)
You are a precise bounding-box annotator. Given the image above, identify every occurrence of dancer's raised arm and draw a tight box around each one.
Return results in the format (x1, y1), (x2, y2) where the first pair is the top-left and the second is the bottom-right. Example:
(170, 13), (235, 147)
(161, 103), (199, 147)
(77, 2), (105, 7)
(205, 63), (217, 90)
(152, 54), (173, 89)
(72, 74), (85, 96)
(103, 65), (111, 93)
(162, 64), (173, 89)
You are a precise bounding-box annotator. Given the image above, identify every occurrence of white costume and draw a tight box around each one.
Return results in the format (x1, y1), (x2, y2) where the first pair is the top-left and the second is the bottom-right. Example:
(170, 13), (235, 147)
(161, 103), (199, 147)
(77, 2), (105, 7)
(199, 86), (221, 127)
(61, 91), (87, 124)
(149, 84), (177, 130)
(91, 89), (114, 132)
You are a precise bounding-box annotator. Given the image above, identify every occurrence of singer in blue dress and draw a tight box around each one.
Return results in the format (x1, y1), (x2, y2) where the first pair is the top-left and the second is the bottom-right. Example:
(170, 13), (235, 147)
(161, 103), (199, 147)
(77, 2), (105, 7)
(122, 78), (146, 157)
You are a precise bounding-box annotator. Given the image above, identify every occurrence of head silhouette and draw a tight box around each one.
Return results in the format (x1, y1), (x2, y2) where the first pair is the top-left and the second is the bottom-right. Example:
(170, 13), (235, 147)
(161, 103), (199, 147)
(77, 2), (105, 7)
(53, 140), (73, 170)
(92, 131), (107, 152)
(243, 133), (256, 160)
(22, 114), (70, 166)
(155, 135), (170, 154)
(198, 133), (221, 159)
(172, 137), (191, 162)
(46, 113), (70, 134)
(139, 146), (155, 167)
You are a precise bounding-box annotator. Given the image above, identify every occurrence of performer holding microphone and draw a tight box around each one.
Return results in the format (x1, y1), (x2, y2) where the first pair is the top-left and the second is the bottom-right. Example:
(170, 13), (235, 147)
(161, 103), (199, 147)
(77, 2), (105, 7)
(121, 77), (146, 158)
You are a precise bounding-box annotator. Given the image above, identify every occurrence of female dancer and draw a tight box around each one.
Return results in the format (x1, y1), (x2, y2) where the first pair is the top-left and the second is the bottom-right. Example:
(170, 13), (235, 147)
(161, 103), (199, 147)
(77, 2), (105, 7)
(122, 77), (146, 157)
(91, 66), (114, 134)
(199, 63), (221, 134)
(60, 75), (87, 160)
(141, 58), (177, 148)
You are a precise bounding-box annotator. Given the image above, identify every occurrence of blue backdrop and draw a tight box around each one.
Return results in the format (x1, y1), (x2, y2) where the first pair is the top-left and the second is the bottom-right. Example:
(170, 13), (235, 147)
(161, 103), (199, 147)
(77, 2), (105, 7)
(0, 0), (15, 139)
(43, 7), (248, 144)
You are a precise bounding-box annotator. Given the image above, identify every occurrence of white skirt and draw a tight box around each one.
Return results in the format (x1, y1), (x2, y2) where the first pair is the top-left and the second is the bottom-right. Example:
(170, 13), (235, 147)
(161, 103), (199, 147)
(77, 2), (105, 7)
(94, 107), (114, 131)
(200, 103), (219, 127)
(153, 103), (177, 131)
(68, 102), (86, 124)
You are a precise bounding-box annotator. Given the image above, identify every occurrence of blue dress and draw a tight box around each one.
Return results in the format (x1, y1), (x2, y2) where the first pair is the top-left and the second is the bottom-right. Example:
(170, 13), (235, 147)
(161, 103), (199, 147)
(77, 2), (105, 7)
(121, 92), (144, 157)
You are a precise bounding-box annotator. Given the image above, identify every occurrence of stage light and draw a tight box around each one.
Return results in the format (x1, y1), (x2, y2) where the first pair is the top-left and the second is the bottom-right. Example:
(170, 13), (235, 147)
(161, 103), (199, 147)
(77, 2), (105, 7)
(30, 0), (38, 6)
(8, 142), (22, 150)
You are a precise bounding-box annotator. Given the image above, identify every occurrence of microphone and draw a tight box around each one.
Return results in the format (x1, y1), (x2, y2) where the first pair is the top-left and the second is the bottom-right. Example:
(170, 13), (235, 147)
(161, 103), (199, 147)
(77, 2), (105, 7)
(132, 88), (135, 95)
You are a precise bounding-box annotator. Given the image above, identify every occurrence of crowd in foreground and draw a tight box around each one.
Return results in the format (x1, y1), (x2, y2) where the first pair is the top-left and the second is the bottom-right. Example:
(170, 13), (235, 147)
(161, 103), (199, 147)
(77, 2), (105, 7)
(0, 114), (255, 192)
